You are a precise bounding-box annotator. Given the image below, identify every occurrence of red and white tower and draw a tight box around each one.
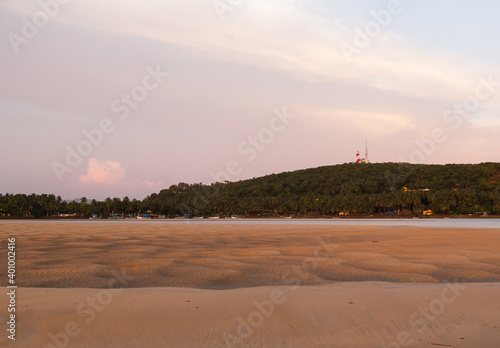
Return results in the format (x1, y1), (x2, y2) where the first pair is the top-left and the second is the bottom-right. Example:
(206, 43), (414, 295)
(355, 141), (370, 163)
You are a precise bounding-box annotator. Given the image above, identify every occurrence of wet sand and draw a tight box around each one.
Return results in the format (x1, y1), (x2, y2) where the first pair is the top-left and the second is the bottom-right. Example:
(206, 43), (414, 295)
(2, 222), (500, 288)
(0, 221), (499, 347)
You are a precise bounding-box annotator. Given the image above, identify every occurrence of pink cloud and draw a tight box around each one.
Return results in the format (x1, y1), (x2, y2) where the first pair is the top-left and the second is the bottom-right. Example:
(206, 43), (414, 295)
(79, 158), (126, 186)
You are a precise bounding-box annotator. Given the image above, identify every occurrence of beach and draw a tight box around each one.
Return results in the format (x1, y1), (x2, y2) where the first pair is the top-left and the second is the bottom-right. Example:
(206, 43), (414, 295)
(1, 221), (499, 347)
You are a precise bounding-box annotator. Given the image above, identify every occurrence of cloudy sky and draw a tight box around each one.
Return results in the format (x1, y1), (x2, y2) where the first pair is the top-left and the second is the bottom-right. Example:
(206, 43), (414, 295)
(1, 0), (499, 200)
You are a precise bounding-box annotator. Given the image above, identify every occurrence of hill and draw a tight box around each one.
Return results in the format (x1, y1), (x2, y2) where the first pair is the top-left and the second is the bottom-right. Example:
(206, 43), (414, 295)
(147, 162), (500, 217)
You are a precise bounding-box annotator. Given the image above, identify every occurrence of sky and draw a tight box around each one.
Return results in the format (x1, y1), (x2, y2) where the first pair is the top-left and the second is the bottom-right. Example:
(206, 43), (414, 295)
(1, 0), (499, 200)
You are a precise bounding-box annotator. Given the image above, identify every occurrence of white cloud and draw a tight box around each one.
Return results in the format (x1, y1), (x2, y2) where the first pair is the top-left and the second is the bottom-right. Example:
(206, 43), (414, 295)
(3, 0), (495, 101)
(20, 0), (492, 101)
(79, 158), (127, 186)
(303, 107), (414, 137)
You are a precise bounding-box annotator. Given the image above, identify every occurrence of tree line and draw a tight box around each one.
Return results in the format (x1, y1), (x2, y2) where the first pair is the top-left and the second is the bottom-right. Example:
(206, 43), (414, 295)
(1, 163), (499, 218)
(0, 195), (144, 218)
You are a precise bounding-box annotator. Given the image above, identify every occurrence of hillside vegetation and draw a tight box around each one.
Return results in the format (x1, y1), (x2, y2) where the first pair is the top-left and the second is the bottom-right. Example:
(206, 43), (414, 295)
(1, 163), (499, 218)
(149, 162), (500, 216)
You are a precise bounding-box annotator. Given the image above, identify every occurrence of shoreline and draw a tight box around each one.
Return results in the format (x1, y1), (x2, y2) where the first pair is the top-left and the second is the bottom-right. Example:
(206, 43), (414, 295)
(1, 215), (500, 220)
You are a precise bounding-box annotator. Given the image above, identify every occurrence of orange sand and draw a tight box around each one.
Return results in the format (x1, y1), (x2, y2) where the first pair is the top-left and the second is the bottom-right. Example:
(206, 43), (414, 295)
(0, 221), (499, 347)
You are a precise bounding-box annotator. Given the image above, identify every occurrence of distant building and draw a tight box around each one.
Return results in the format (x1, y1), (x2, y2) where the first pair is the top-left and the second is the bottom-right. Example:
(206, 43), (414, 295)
(355, 140), (370, 163)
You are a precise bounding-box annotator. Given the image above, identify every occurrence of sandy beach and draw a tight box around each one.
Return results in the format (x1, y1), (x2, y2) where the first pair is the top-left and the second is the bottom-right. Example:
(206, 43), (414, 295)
(1, 221), (499, 347)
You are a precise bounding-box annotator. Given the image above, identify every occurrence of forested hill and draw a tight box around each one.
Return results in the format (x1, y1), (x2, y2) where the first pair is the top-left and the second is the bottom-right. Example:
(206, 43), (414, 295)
(1, 162), (499, 218)
(147, 162), (500, 216)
